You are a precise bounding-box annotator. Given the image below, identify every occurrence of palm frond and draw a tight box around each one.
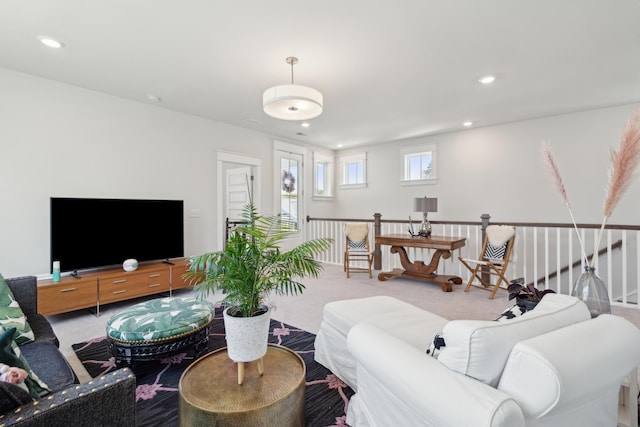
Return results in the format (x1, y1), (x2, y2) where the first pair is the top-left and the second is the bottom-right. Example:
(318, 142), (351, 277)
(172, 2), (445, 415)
(186, 199), (333, 317)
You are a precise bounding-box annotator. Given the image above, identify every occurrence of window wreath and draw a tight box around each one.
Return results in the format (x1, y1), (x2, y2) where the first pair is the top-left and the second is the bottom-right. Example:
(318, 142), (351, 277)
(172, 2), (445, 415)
(281, 170), (296, 193)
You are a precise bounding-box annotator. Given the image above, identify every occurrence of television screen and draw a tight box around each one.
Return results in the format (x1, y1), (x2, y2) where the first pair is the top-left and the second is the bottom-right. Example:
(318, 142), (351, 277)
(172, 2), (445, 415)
(50, 197), (184, 273)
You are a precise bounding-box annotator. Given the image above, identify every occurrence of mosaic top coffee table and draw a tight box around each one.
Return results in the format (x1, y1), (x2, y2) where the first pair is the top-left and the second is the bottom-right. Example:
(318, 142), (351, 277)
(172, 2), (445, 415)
(178, 344), (306, 427)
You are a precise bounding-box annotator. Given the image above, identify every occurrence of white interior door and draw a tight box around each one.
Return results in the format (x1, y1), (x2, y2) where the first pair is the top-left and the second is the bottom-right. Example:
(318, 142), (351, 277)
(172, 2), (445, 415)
(216, 152), (262, 251)
(226, 166), (252, 221)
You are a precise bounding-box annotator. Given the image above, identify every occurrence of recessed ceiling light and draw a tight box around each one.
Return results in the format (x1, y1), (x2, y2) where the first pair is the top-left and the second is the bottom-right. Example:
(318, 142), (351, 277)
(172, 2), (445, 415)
(478, 75), (495, 85)
(336, 144), (343, 148)
(463, 121), (473, 127)
(38, 36), (65, 49)
(301, 122), (310, 128)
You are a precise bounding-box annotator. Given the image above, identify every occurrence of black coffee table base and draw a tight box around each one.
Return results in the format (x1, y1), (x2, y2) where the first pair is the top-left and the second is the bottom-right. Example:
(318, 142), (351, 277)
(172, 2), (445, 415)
(108, 321), (212, 364)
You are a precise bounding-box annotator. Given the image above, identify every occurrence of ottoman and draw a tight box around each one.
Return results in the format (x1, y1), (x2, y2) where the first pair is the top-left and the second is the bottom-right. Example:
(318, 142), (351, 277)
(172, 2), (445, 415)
(106, 297), (215, 364)
(313, 295), (448, 389)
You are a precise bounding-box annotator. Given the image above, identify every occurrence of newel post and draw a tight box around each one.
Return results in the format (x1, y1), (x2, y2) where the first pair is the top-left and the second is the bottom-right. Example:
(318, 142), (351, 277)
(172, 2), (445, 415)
(373, 213), (382, 270)
(480, 213), (491, 236)
(480, 213), (491, 283)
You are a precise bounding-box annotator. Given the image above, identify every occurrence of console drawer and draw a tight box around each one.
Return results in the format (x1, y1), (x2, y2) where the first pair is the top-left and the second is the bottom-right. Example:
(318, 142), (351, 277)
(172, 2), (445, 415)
(38, 278), (97, 315)
(99, 269), (171, 303)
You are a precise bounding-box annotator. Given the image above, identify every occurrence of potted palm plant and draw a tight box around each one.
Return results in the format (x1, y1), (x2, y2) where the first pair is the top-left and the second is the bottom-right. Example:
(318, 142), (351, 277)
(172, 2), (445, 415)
(185, 199), (332, 377)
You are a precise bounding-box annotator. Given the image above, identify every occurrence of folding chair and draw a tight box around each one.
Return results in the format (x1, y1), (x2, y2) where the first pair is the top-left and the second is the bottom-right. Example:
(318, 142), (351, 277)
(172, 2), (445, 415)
(459, 225), (516, 299)
(344, 223), (374, 278)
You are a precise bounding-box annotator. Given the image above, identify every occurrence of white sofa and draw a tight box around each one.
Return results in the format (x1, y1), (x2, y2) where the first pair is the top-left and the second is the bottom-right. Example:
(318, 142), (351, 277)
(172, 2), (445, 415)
(314, 294), (640, 427)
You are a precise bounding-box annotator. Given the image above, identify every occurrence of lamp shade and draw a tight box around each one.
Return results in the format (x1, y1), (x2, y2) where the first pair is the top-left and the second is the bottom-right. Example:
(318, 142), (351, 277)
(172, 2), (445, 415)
(413, 197), (438, 213)
(263, 84), (323, 120)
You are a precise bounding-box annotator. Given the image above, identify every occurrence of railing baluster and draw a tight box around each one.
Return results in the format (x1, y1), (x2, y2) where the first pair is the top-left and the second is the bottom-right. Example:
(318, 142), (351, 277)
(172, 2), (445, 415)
(543, 227), (549, 290)
(568, 228), (573, 288)
(636, 230), (640, 305)
(622, 230), (627, 305)
(556, 228), (561, 293)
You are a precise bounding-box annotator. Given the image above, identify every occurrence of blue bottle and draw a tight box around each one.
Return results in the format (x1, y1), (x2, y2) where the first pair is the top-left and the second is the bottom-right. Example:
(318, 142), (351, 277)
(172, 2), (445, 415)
(52, 261), (61, 283)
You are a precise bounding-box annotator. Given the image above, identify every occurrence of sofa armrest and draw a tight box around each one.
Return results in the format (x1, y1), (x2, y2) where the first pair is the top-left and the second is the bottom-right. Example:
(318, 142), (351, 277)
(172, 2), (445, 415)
(346, 323), (525, 427)
(5, 276), (59, 346)
(5, 276), (38, 315)
(0, 368), (135, 426)
(498, 314), (640, 421)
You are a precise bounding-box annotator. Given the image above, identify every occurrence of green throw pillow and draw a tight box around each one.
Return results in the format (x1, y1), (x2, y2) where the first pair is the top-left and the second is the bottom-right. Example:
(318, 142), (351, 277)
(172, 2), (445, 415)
(0, 275), (35, 345)
(0, 328), (49, 399)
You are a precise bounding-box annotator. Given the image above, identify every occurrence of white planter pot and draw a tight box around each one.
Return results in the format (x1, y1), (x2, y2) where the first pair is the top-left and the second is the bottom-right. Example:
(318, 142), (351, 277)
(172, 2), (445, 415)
(223, 305), (271, 362)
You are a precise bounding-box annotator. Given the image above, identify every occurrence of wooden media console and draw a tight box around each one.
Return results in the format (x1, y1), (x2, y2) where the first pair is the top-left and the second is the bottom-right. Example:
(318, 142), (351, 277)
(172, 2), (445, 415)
(37, 258), (190, 316)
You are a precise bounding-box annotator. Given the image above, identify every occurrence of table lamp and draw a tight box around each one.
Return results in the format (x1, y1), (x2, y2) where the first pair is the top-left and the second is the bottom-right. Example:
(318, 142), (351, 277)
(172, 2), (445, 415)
(413, 197), (438, 237)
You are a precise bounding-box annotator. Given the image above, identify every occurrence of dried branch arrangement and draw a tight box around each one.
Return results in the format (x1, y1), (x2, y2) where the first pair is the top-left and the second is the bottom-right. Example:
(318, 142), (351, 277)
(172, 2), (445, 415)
(542, 108), (640, 268)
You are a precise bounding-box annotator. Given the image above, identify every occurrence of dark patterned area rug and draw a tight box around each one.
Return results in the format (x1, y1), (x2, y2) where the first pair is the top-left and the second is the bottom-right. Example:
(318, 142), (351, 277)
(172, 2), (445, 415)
(72, 307), (354, 427)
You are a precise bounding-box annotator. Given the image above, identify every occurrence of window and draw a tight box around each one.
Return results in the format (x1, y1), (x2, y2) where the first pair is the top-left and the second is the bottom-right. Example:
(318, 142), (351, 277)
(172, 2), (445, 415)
(339, 153), (367, 188)
(313, 152), (334, 198)
(401, 143), (437, 185)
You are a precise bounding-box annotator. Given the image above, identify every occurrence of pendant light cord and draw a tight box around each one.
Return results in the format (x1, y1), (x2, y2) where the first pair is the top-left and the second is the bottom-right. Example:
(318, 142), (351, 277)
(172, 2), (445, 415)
(286, 56), (298, 84)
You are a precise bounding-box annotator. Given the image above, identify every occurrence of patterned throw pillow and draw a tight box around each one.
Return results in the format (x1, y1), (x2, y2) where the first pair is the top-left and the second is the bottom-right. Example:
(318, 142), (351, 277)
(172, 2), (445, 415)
(0, 275), (35, 345)
(0, 328), (49, 399)
(426, 332), (446, 358)
(495, 304), (526, 322)
(484, 241), (508, 261)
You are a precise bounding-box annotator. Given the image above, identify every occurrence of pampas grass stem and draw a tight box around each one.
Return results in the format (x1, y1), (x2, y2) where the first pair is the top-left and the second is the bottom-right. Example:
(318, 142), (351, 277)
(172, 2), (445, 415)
(590, 108), (640, 267)
(542, 142), (589, 266)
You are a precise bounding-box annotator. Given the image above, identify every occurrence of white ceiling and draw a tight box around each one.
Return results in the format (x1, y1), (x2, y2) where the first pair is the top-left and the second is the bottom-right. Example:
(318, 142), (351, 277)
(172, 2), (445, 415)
(1, 1), (639, 149)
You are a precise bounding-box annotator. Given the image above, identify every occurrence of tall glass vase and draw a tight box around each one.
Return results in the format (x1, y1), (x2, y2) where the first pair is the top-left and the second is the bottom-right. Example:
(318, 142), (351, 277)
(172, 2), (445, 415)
(572, 266), (611, 318)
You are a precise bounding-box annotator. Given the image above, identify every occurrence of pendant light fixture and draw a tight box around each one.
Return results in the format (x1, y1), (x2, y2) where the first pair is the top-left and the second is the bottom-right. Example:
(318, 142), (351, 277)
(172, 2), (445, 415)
(263, 57), (323, 121)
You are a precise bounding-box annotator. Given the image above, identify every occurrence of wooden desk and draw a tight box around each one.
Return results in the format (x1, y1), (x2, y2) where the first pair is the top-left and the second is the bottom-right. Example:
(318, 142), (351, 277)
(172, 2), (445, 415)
(376, 234), (466, 292)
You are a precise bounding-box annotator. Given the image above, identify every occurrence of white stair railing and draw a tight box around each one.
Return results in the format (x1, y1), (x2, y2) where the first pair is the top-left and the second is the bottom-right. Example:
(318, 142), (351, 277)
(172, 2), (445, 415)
(304, 215), (639, 309)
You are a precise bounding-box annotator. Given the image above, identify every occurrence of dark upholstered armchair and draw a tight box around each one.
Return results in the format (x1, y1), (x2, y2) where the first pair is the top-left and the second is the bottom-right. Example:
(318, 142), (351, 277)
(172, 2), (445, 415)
(2, 276), (136, 426)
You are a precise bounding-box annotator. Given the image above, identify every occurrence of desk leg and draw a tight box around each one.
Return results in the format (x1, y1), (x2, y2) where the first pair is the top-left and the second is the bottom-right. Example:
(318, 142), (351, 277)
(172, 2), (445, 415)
(378, 245), (463, 292)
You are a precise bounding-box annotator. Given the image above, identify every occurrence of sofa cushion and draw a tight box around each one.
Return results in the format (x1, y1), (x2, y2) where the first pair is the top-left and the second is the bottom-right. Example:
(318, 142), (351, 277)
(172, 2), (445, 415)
(0, 275), (35, 345)
(426, 303), (527, 359)
(19, 341), (77, 390)
(0, 328), (50, 399)
(437, 294), (590, 387)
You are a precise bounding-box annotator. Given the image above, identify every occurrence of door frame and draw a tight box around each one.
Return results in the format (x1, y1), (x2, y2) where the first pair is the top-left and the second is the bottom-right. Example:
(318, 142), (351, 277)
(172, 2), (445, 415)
(216, 151), (262, 251)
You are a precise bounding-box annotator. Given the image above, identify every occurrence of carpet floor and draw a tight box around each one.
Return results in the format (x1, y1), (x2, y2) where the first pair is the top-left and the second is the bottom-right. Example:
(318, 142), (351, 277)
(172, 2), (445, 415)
(72, 307), (354, 427)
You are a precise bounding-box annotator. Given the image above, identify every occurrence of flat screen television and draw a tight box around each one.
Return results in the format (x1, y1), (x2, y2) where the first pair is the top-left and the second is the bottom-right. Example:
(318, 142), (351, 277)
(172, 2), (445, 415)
(50, 197), (184, 273)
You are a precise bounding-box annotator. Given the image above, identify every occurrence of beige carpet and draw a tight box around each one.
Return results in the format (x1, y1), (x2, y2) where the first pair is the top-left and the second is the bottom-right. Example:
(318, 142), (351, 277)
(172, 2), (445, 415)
(47, 263), (640, 383)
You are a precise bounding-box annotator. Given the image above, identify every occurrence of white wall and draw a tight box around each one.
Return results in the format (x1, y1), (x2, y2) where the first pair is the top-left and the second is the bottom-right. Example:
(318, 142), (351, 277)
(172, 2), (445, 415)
(332, 104), (640, 226)
(2, 66), (639, 278)
(0, 68), (276, 277)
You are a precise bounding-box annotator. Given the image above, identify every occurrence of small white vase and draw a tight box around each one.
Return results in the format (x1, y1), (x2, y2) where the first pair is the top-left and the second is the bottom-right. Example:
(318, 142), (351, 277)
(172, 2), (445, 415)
(223, 305), (271, 362)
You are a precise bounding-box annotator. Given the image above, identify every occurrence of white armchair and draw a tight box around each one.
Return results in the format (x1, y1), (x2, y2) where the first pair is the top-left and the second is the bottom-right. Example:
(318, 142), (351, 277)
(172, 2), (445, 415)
(314, 295), (640, 427)
(346, 314), (640, 426)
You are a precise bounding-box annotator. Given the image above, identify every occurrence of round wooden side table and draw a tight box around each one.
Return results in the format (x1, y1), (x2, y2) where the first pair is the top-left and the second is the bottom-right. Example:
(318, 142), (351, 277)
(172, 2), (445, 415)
(179, 344), (306, 426)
